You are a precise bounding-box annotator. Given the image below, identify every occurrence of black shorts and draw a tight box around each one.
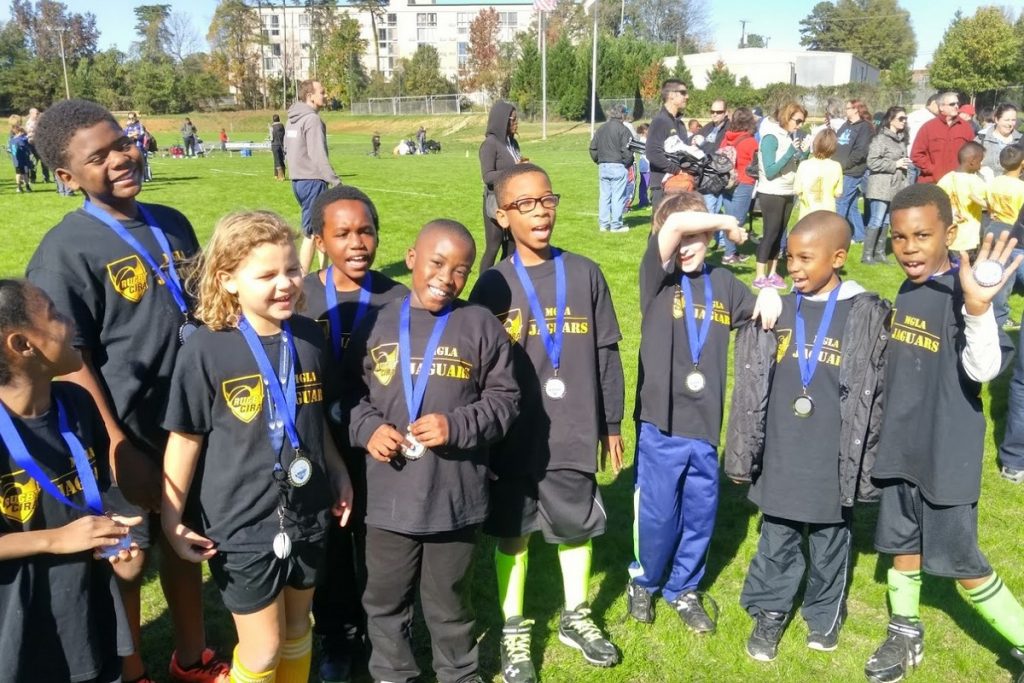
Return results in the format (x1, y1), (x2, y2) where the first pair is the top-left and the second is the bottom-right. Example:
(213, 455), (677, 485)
(484, 468), (607, 544)
(103, 485), (158, 550)
(209, 540), (326, 614)
(873, 480), (992, 579)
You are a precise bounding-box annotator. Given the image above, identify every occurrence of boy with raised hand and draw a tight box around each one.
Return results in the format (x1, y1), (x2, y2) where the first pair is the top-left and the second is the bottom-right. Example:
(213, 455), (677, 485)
(469, 163), (625, 682)
(727, 211), (890, 662)
(864, 184), (1024, 683)
(300, 184), (407, 683)
(626, 191), (780, 635)
(24, 99), (226, 683)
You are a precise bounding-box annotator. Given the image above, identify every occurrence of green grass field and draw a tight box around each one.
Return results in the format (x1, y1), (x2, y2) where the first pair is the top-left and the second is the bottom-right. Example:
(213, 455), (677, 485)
(1, 113), (1022, 683)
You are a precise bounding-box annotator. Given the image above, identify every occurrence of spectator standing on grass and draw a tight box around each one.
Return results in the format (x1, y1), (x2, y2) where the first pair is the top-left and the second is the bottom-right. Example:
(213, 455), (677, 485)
(269, 113), (286, 180)
(719, 107), (759, 265)
(635, 123), (651, 209)
(647, 79), (690, 212)
(697, 99), (730, 212)
(285, 79), (341, 275)
(218, 128), (227, 152)
(833, 99), (874, 242)
(911, 92), (974, 184)
(976, 103), (1021, 182)
(622, 107), (638, 211)
(478, 100), (524, 270)
(417, 125), (426, 155)
(24, 107), (49, 184)
(590, 104), (634, 233)
(124, 112), (151, 182)
(905, 94), (940, 184)
(180, 117), (198, 157)
(863, 106), (910, 264)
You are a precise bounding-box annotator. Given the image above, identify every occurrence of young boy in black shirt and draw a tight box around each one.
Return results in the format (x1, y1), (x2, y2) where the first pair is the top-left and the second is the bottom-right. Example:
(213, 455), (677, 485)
(23, 99), (225, 683)
(345, 220), (519, 683)
(727, 211), (890, 661)
(300, 185), (407, 683)
(864, 184), (1024, 683)
(469, 163), (624, 681)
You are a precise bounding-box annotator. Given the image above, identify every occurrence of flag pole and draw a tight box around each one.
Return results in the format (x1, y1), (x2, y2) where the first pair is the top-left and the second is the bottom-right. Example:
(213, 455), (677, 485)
(589, 1), (598, 138)
(541, 10), (547, 140)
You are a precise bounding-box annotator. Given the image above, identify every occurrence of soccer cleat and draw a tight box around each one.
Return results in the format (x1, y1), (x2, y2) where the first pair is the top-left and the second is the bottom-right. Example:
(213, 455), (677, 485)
(168, 648), (230, 683)
(558, 603), (620, 667)
(1001, 466), (1024, 484)
(746, 609), (787, 662)
(668, 591), (717, 634)
(500, 616), (537, 683)
(864, 616), (924, 683)
(626, 579), (655, 624)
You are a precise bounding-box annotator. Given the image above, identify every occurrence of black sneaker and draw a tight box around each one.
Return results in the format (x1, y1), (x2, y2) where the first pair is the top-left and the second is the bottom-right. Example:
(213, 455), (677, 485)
(626, 579), (654, 623)
(318, 636), (353, 683)
(746, 609), (787, 662)
(500, 616), (536, 683)
(864, 616), (924, 683)
(807, 628), (839, 652)
(1011, 647), (1024, 683)
(558, 603), (620, 667)
(668, 591), (717, 634)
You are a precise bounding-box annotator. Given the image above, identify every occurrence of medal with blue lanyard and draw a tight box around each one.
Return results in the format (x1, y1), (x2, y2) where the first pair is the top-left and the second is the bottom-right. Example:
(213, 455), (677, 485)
(0, 394), (132, 558)
(398, 296), (451, 460)
(237, 317), (311, 559)
(792, 285), (841, 418)
(82, 201), (199, 344)
(512, 248), (567, 400)
(324, 265), (373, 361)
(680, 266), (714, 394)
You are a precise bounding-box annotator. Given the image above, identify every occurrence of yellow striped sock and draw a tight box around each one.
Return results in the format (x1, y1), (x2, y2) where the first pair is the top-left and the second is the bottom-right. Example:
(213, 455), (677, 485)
(229, 646), (276, 683)
(275, 623), (313, 683)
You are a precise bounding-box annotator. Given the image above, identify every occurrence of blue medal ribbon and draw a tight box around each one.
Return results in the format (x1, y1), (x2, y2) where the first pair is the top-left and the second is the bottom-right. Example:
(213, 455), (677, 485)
(237, 318), (301, 467)
(82, 201), (189, 317)
(680, 266), (714, 368)
(794, 285), (841, 393)
(324, 265), (373, 361)
(399, 297), (451, 424)
(511, 248), (566, 374)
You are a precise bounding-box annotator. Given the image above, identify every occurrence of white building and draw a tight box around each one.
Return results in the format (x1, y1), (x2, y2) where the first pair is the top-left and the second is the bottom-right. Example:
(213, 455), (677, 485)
(665, 48), (880, 89)
(254, 0), (536, 83)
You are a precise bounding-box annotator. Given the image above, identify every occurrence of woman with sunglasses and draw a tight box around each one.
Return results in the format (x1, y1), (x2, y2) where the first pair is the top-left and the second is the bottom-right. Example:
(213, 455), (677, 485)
(833, 99), (875, 242)
(863, 106), (911, 264)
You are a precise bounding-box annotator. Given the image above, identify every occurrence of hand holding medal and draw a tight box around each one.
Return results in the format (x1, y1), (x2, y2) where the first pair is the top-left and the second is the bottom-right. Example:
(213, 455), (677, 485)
(961, 229), (1023, 316)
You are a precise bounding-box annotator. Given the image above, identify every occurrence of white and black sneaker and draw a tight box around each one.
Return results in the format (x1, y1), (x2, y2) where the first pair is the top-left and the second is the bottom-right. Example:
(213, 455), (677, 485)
(500, 616), (536, 683)
(558, 603), (620, 667)
(807, 628), (840, 652)
(746, 609), (787, 662)
(626, 579), (654, 623)
(1011, 647), (1024, 683)
(864, 616), (924, 682)
(668, 591), (717, 634)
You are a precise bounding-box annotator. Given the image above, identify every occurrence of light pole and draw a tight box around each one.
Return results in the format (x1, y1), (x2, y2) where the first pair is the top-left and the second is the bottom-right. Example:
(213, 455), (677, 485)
(56, 27), (70, 99)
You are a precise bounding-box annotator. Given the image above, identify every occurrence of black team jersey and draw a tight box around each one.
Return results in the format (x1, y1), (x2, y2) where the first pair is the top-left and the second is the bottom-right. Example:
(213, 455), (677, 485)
(162, 315), (333, 551)
(301, 269), (408, 355)
(749, 293), (854, 523)
(26, 205), (201, 458)
(0, 383), (127, 683)
(635, 237), (757, 445)
(873, 273), (1013, 505)
(345, 299), (519, 534)
(469, 251), (624, 477)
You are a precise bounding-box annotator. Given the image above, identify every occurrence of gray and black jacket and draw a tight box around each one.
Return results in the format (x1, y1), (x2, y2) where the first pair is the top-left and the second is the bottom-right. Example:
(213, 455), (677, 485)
(724, 284), (891, 505)
(866, 127), (909, 202)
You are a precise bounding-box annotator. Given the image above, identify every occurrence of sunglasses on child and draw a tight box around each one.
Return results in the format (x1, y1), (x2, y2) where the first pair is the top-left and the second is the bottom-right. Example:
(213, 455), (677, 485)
(502, 194), (561, 212)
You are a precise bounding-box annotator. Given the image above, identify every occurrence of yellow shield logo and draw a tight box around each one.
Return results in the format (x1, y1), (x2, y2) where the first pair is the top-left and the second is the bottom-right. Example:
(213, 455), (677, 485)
(1, 476), (40, 524)
(222, 374), (264, 423)
(371, 343), (399, 386)
(673, 289), (685, 319)
(503, 308), (523, 344)
(106, 255), (149, 303)
(776, 329), (793, 363)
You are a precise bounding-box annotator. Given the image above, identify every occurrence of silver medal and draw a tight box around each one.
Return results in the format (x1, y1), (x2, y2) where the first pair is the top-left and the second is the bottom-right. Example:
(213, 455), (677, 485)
(273, 531), (292, 559)
(793, 394), (815, 418)
(685, 369), (706, 394)
(402, 433), (426, 460)
(544, 376), (567, 400)
(288, 455), (312, 487)
(973, 259), (1004, 287)
(178, 318), (200, 345)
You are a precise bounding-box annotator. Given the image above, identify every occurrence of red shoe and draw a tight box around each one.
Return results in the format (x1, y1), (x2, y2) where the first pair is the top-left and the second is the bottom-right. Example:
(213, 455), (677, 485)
(169, 648), (230, 683)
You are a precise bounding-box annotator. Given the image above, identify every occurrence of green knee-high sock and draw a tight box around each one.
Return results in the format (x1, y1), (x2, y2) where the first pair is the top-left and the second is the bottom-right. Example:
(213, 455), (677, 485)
(558, 541), (593, 610)
(495, 547), (528, 621)
(888, 568), (922, 621)
(967, 573), (1024, 648)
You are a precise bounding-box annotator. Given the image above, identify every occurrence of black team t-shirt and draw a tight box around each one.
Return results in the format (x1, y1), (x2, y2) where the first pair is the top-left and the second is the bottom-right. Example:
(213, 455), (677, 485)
(469, 251), (624, 477)
(344, 299), (520, 534)
(874, 273), (1011, 505)
(26, 204), (201, 458)
(301, 269), (409, 357)
(0, 383), (127, 683)
(635, 237), (756, 444)
(749, 293), (853, 524)
(162, 315), (333, 551)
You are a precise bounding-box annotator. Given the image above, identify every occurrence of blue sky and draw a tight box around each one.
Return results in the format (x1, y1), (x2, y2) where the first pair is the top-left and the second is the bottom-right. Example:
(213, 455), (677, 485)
(0, 0), (1003, 70)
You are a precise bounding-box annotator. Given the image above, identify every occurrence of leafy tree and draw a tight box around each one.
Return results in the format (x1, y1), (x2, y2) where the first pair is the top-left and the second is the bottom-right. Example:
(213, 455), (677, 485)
(166, 11), (201, 62)
(638, 59), (668, 103)
(671, 57), (693, 90)
(319, 12), (367, 106)
(508, 31), (541, 116)
(10, 0), (99, 60)
(547, 34), (587, 119)
(350, 0), (387, 74)
(799, 0), (916, 70)
(207, 0), (262, 108)
(464, 8), (509, 97)
(72, 48), (130, 110)
(743, 33), (766, 48)
(705, 60), (736, 90)
(930, 7), (1022, 96)
(620, 0), (710, 54)
(133, 4), (171, 61)
(880, 57), (913, 99)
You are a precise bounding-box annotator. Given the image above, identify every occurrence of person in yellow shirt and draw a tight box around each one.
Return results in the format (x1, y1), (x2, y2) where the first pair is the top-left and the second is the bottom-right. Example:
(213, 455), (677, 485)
(936, 141), (988, 252)
(987, 144), (1024, 328)
(793, 128), (843, 219)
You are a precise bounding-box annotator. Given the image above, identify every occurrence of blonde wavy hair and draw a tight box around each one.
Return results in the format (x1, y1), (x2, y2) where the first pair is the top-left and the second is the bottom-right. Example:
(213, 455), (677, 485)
(190, 210), (304, 330)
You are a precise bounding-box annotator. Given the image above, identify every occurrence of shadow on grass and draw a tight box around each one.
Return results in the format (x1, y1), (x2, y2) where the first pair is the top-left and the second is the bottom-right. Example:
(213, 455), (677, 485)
(377, 259), (410, 280)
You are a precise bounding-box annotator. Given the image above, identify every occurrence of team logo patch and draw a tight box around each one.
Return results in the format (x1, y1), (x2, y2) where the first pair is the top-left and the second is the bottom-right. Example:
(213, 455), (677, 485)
(776, 329), (792, 363)
(503, 308), (524, 344)
(106, 255), (149, 303)
(673, 290), (685, 319)
(1, 476), (40, 524)
(371, 343), (399, 386)
(222, 374), (264, 423)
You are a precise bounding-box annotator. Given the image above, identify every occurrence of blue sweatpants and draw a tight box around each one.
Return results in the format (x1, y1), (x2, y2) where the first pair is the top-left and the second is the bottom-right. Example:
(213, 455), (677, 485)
(629, 421), (719, 602)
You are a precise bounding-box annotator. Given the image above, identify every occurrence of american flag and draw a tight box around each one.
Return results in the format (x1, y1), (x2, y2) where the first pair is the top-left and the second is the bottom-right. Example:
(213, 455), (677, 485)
(533, 0), (557, 11)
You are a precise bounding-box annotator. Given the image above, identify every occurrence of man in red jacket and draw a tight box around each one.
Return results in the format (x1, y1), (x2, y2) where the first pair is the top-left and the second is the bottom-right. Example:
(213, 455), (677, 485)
(911, 92), (974, 184)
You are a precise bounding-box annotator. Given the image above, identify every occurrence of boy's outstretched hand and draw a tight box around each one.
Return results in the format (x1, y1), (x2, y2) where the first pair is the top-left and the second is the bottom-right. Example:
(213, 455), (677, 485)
(600, 434), (624, 474)
(752, 288), (783, 330)
(960, 230), (1024, 316)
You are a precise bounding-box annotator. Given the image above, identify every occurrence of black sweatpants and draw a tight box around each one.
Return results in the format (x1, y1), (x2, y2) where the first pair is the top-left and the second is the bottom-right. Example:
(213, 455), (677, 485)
(739, 514), (852, 634)
(480, 190), (515, 272)
(756, 193), (795, 263)
(363, 525), (480, 683)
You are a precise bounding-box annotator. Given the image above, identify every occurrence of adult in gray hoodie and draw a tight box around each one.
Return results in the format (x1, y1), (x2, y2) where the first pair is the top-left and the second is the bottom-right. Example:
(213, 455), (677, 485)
(285, 79), (339, 273)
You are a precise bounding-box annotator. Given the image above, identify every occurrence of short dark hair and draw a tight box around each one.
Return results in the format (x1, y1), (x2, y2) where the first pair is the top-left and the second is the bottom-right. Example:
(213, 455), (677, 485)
(890, 183), (954, 227)
(272, 114), (281, 122)
(1000, 144), (1024, 172)
(419, 219), (476, 254)
(33, 98), (119, 170)
(958, 140), (984, 164)
(310, 185), (380, 237)
(661, 79), (686, 102)
(298, 79), (319, 102)
(0, 279), (33, 386)
(494, 162), (552, 205)
(925, 93), (940, 107)
(727, 107), (757, 134)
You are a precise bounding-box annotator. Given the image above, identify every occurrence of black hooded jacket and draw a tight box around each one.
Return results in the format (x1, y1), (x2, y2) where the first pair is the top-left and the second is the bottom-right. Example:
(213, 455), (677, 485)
(479, 101), (521, 190)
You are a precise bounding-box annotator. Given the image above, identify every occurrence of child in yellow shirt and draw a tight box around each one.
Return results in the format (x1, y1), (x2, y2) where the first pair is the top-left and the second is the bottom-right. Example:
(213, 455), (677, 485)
(937, 141), (988, 252)
(793, 128), (843, 219)
(987, 144), (1024, 328)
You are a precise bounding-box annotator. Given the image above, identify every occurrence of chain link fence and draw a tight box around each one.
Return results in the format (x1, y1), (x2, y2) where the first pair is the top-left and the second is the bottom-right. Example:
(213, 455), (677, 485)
(349, 93), (493, 116)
